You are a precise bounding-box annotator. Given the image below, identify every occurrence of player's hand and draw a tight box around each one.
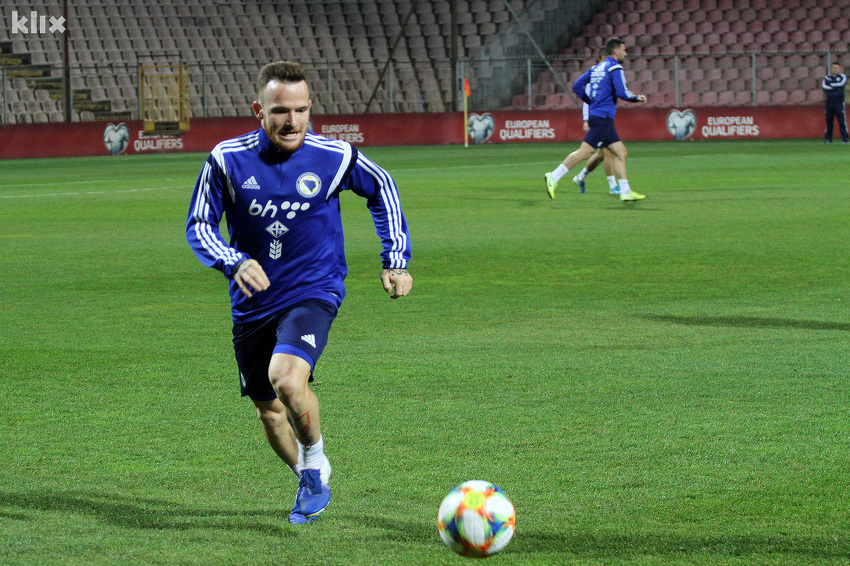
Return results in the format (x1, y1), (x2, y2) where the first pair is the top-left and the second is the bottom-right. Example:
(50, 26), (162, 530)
(234, 259), (270, 298)
(636, 94), (648, 103)
(381, 268), (412, 299)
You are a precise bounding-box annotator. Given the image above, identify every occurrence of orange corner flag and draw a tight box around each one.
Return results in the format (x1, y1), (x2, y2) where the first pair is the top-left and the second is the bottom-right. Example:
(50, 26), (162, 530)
(463, 79), (471, 98)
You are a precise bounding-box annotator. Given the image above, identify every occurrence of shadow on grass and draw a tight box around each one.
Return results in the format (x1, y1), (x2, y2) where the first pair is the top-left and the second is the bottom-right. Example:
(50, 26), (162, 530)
(326, 515), (850, 562)
(342, 514), (436, 545)
(0, 489), (294, 537)
(515, 531), (850, 560)
(645, 314), (850, 332)
(7, 491), (848, 560)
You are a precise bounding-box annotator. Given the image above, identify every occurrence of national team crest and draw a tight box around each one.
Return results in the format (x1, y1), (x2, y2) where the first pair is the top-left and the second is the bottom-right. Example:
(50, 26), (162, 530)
(296, 173), (322, 198)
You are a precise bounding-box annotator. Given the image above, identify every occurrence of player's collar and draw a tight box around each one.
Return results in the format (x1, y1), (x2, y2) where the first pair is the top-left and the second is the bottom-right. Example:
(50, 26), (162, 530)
(257, 127), (297, 161)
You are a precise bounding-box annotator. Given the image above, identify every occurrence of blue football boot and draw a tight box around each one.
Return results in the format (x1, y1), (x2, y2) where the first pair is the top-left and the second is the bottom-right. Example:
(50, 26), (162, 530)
(289, 456), (331, 524)
(572, 175), (587, 193)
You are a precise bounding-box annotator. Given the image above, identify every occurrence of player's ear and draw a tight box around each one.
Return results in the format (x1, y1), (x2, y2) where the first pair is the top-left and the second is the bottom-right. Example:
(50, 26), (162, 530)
(252, 101), (262, 119)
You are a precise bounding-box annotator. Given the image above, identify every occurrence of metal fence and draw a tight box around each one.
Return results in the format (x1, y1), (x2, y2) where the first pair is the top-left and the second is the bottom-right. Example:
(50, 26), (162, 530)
(465, 50), (849, 110)
(2, 50), (846, 125)
(1, 59), (455, 124)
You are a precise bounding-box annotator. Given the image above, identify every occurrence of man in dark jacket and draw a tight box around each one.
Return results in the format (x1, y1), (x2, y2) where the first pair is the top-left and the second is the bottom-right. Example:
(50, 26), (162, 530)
(822, 62), (848, 144)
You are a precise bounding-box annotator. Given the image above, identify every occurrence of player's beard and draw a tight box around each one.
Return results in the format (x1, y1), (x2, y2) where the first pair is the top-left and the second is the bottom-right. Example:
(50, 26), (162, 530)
(269, 126), (306, 154)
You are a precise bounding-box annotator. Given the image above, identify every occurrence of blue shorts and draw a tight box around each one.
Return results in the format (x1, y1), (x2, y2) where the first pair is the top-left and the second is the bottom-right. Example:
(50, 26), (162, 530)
(232, 299), (338, 402)
(583, 116), (621, 149)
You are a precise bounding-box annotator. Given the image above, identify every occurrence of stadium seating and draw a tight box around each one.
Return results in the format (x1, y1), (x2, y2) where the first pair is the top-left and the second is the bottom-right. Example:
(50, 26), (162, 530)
(508, 0), (850, 110)
(1, 0), (533, 122)
(0, 0), (846, 123)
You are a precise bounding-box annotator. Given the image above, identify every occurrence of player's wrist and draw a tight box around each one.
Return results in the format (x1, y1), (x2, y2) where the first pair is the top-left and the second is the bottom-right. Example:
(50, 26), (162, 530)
(230, 258), (247, 278)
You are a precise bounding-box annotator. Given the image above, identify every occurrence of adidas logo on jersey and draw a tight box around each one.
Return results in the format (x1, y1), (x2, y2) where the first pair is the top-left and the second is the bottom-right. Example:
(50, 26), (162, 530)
(301, 334), (316, 348)
(242, 176), (261, 190)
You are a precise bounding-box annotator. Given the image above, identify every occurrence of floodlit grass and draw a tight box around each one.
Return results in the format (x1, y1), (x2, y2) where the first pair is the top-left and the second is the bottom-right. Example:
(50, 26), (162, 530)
(0, 140), (848, 565)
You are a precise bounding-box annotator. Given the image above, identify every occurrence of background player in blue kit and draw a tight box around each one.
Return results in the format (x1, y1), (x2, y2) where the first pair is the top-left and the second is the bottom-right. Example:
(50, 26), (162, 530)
(186, 61), (412, 524)
(822, 61), (848, 144)
(572, 48), (620, 195)
(545, 37), (647, 202)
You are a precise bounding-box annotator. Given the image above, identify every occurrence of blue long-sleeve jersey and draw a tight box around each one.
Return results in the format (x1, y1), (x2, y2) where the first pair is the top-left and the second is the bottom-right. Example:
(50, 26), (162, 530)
(573, 57), (640, 119)
(187, 128), (411, 323)
(823, 73), (847, 103)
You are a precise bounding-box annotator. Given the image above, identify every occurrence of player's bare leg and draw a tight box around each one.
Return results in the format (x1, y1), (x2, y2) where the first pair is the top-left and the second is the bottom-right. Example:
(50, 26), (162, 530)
(563, 141), (597, 171)
(573, 149), (605, 193)
(585, 149), (604, 173)
(606, 141), (644, 201)
(545, 142), (596, 198)
(268, 353), (331, 523)
(268, 353), (321, 446)
(602, 148), (619, 194)
(254, 398), (300, 475)
(606, 140), (628, 179)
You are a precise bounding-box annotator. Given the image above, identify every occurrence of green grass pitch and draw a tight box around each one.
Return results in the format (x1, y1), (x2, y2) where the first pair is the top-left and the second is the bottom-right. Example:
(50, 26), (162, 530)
(0, 140), (848, 565)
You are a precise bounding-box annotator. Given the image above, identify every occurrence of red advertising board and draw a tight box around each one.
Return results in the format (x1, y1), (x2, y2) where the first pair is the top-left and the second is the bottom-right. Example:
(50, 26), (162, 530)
(0, 105), (826, 159)
(458, 106), (825, 143)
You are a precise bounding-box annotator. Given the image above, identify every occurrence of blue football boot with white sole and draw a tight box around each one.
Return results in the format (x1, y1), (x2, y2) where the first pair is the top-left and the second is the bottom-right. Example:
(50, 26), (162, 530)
(288, 456), (331, 524)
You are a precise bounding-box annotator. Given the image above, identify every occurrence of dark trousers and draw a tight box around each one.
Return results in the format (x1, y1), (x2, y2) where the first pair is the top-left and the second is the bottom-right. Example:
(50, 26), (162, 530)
(825, 100), (849, 142)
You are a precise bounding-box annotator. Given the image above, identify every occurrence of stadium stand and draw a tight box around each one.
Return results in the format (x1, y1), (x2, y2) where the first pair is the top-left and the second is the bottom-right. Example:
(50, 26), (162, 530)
(0, 0), (847, 123)
(512, 0), (850, 110)
(1, 0), (530, 122)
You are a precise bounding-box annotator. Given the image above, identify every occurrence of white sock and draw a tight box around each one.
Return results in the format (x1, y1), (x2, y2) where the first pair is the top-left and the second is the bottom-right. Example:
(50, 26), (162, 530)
(302, 435), (325, 470)
(607, 175), (618, 189)
(288, 440), (306, 478)
(618, 179), (631, 194)
(551, 164), (569, 183)
(577, 168), (589, 181)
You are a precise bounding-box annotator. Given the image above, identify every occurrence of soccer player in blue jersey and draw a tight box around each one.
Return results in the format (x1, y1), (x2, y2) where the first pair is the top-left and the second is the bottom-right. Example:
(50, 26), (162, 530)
(574, 117), (618, 195)
(186, 61), (412, 524)
(573, 48), (620, 195)
(545, 37), (647, 202)
(822, 62), (848, 144)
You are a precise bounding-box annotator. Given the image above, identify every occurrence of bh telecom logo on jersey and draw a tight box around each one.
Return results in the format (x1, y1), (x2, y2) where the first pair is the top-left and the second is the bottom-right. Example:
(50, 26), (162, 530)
(296, 173), (322, 198)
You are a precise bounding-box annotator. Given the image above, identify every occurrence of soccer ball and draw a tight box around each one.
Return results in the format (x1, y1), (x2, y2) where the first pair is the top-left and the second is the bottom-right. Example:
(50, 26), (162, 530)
(437, 480), (516, 558)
